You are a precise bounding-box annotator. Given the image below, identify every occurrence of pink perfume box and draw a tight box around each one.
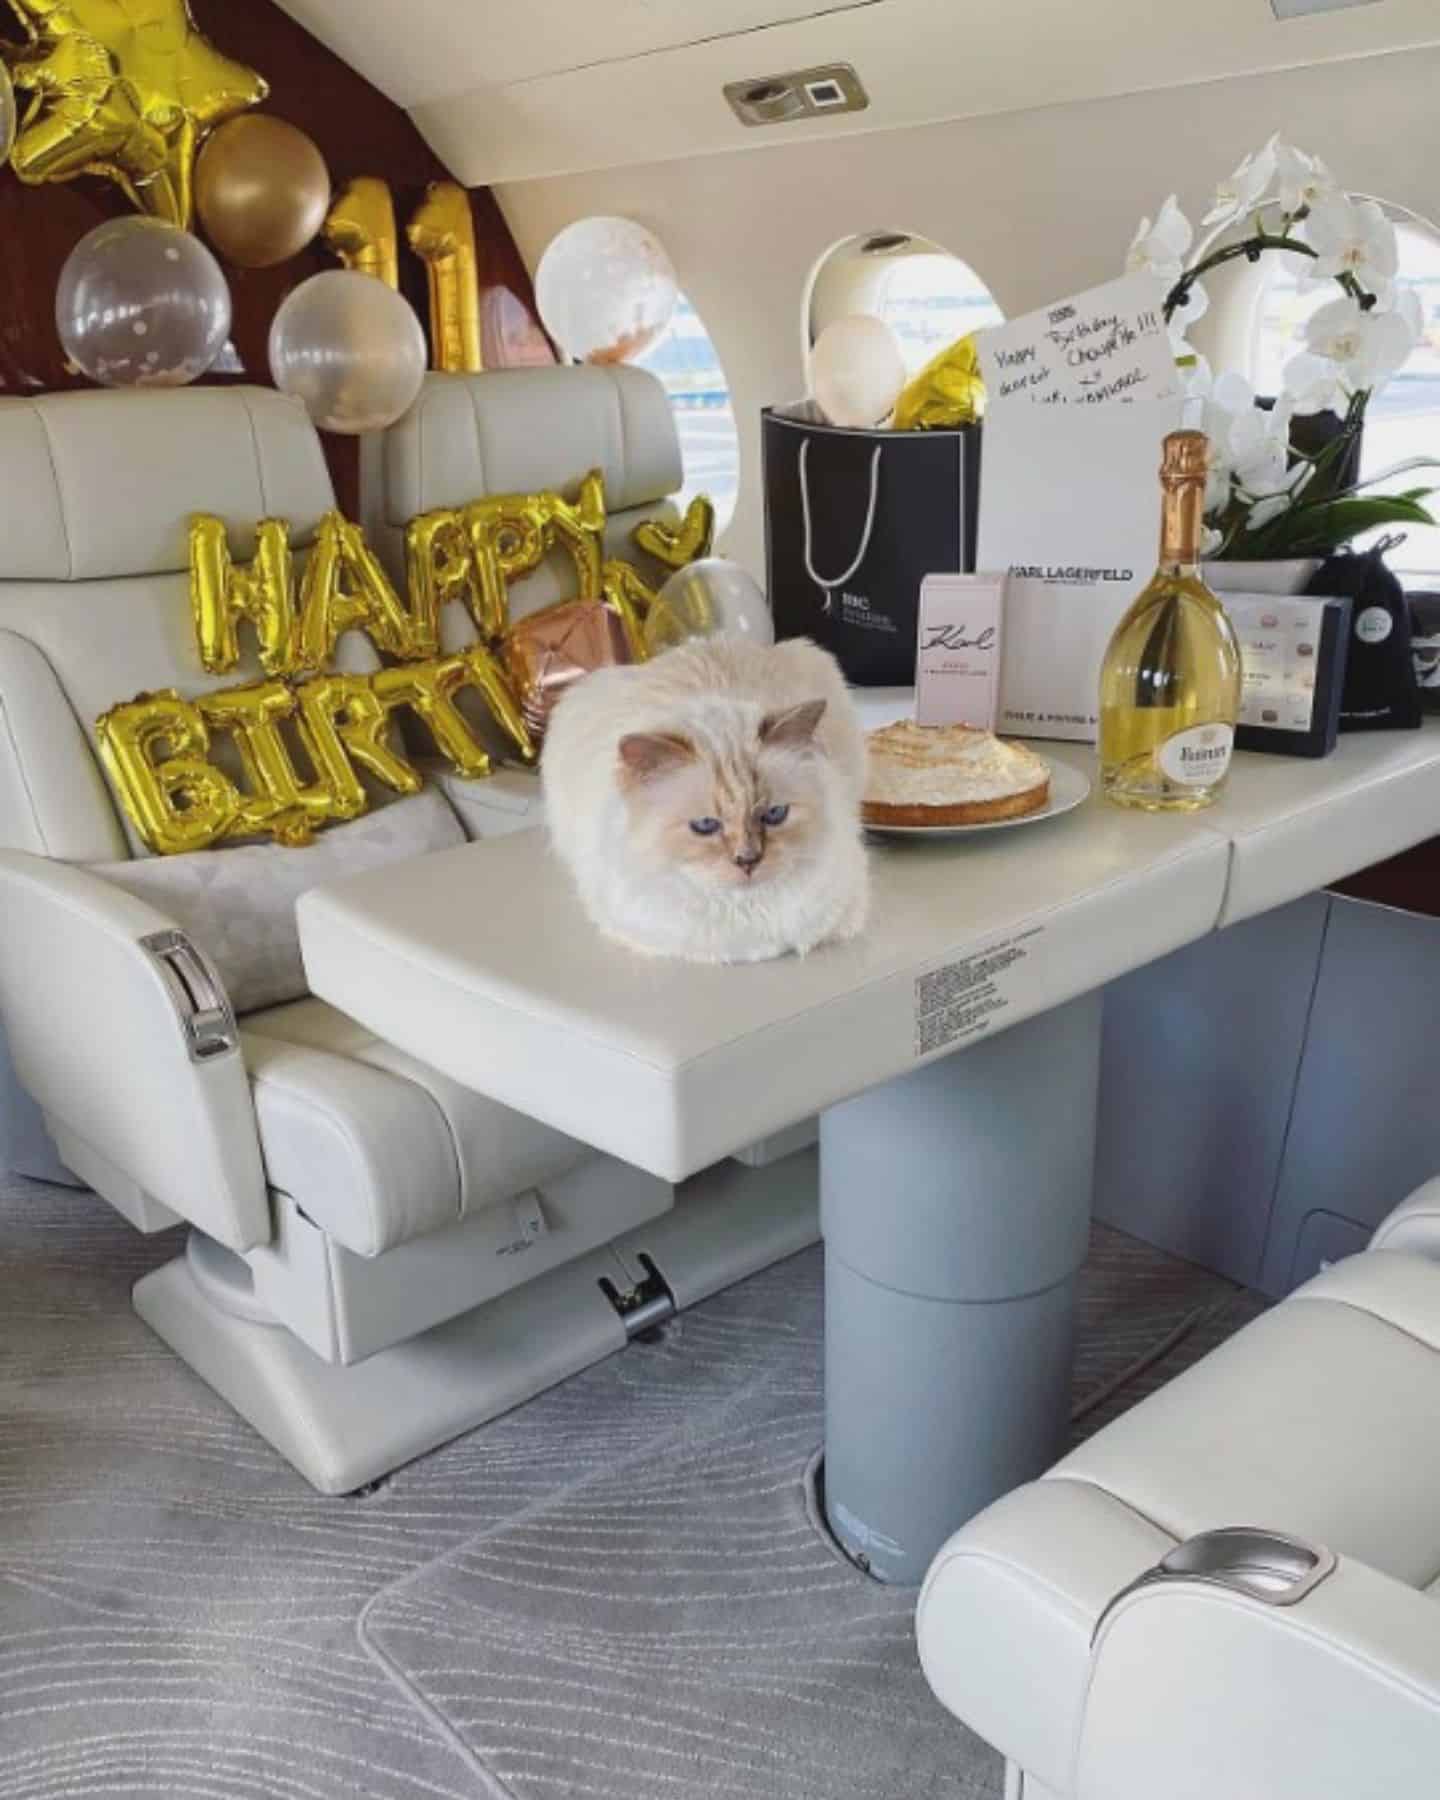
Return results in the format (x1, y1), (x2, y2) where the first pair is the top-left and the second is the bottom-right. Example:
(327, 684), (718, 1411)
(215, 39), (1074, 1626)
(914, 573), (1006, 729)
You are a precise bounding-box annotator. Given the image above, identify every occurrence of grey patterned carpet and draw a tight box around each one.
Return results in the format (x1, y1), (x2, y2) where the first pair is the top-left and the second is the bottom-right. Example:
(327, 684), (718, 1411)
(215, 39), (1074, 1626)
(0, 1171), (1264, 1800)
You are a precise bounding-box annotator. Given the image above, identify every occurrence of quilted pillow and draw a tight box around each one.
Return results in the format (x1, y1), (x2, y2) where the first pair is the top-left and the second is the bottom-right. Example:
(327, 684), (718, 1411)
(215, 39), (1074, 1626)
(91, 788), (464, 1016)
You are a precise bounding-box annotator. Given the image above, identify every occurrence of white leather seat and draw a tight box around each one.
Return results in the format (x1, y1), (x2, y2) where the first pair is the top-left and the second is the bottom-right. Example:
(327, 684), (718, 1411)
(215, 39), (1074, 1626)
(917, 1190), (1440, 1800)
(0, 376), (697, 1492)
(242, 998), (590, 1257)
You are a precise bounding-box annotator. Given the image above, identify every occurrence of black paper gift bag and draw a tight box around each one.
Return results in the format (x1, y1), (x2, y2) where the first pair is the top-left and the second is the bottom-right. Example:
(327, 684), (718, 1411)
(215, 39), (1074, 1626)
(763, 403), (981, 685)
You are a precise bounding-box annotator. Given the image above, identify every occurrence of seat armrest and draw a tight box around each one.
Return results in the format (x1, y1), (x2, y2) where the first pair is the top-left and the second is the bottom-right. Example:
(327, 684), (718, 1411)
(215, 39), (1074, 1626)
(1371, 1175), (1440, 1262)
(1076, 1551), (1440, 1800)
(0, 851), (269, 1251)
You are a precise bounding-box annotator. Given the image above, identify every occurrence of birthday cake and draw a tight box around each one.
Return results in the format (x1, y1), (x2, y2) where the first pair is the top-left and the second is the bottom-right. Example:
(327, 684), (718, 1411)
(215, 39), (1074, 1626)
(862, 720), (1051, 826)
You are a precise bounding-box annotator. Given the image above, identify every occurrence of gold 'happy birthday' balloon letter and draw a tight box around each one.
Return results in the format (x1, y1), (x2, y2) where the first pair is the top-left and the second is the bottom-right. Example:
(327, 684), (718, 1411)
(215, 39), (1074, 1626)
(5, 0), (268, 226)
(190, 515), (297, 677)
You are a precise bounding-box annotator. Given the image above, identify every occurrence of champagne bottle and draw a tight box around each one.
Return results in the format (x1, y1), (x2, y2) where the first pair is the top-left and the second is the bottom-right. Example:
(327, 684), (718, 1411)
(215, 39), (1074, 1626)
(1099, 430), (1241, 811)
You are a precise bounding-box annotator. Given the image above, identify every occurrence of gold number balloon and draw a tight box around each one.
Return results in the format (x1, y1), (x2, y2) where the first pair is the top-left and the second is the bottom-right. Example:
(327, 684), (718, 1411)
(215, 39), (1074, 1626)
(407, 180), (483, 373)
(4, 0), (266, 225)
(323, 176), (399, 290)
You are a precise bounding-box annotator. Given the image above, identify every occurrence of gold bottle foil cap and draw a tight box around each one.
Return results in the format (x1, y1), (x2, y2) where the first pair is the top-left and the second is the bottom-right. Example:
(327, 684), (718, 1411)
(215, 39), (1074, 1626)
(1160, 429), (1210, 483)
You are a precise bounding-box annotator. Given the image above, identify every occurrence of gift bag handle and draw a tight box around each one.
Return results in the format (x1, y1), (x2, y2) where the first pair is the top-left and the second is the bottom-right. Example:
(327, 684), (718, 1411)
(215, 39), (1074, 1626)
(799, 438), (883, 614)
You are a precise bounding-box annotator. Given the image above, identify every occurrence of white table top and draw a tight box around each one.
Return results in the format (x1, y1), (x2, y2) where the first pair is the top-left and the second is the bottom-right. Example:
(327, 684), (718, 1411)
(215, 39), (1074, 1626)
(297, 705), (1440, 1183)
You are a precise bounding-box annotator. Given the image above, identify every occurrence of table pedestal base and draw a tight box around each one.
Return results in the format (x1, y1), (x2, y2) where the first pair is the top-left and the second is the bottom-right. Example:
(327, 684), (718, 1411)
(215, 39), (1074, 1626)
(821, 993), (1101, 1585)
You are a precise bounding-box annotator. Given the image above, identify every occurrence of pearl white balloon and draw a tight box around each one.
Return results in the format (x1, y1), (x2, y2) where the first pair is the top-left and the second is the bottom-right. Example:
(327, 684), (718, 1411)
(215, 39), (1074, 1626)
(269, 271), (426, 435)
(535, 216), (678, 363)
(811, 313), (907, 428)
(644, 558), (774, 655)
(56, 217), (232, 388)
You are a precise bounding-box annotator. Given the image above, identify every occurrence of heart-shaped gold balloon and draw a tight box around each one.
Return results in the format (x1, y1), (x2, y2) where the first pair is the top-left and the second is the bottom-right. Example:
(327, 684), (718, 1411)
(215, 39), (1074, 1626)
(632, 495), (716, 571)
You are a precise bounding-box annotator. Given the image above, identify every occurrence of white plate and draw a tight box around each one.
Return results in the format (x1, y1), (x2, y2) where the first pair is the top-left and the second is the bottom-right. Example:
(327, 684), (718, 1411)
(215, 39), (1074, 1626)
(862, 759), (1092, 839)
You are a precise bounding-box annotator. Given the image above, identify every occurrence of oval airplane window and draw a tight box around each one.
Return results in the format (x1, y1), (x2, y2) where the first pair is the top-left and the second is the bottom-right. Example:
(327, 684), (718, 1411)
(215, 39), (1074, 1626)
(635, 292), (740, 528)
(805, 232), (1005, 379)
(1249, 205), (1440, 584)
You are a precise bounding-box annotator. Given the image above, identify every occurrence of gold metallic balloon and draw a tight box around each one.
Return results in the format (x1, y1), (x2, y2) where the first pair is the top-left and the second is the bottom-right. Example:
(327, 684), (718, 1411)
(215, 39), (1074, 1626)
(293, 671), (422, 800)
(600, 558), (657, 663)
(323, 176), (399, 289)
(632, 496), (716, 571)
(892, 332), (987, 431)
(199, 678), (352, 844)
(190, 514), (297, 676)
(407, 180), (482, 372)
(462, 468), (607, 641)
(404, 508), (473, 655)
(195, 114), (330, 269)
(4, 0), (266, 225)
(96, 689), (241, 854)
(297, 510), (426, 671)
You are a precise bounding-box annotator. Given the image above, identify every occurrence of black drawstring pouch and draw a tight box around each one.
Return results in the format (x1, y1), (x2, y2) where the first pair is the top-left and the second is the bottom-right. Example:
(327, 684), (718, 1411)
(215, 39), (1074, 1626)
(1305, 543), (1422, 732)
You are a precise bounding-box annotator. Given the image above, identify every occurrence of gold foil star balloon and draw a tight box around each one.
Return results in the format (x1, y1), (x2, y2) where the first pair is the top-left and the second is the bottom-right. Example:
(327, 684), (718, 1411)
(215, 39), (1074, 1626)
(4, 0), (268, 226)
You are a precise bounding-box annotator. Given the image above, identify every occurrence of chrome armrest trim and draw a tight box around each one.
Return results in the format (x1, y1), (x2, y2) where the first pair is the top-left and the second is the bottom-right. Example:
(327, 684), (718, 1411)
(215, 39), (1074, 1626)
(139, 928), (239, 1063)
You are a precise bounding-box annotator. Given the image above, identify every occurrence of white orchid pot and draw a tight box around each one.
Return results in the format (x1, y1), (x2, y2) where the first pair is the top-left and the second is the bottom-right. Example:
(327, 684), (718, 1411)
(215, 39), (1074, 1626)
(1205, 557), (1322, 597)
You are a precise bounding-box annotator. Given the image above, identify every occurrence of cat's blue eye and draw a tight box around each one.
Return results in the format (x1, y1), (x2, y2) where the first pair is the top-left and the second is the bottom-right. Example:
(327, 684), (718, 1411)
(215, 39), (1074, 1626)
(759, 803), (790, 827)
(689, 817), (722, 836)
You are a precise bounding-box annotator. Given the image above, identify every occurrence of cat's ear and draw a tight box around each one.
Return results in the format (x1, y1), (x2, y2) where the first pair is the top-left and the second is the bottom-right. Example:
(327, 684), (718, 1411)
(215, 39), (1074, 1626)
(760, 699), (826, 749)
(617, 732), (697, 780)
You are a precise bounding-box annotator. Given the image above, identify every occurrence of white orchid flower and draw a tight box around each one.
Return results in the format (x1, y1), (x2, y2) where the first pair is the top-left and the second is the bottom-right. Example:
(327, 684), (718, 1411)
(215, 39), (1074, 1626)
(1201, 525), (1225, 557)
(1282, 350), (1346, 415)
(1127, 194), (1193, 284)
(1299, 197), (1399, 292)
(1202, 136), (1279, 230)
(1305, 292), (1417, 392)
(1274, 142), (1338, 217)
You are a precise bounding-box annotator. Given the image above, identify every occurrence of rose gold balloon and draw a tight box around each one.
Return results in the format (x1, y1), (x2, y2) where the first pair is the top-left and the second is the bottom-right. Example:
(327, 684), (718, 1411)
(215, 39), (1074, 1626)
(195, 115), (331, 269)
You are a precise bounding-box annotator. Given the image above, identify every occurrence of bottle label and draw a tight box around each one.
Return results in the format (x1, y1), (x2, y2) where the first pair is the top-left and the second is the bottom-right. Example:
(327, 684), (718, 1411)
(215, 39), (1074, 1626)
(1158, 723), (1234, 787)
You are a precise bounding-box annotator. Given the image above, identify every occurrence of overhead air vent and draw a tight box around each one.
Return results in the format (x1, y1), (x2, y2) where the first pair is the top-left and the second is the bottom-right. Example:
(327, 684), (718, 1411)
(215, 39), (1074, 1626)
(1269, 0), (1379, 16)
(724, 63), (869, 128)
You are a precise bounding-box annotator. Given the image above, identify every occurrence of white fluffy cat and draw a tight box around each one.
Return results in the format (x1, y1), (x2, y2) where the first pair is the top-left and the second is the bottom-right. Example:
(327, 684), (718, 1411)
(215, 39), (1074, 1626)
(542, 636), (869, 962)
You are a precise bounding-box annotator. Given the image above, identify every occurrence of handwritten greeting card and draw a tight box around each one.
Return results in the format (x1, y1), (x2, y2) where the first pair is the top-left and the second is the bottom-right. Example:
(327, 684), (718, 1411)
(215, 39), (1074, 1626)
(976, 273), (1179, 409)
(914, 574), (1005, 729)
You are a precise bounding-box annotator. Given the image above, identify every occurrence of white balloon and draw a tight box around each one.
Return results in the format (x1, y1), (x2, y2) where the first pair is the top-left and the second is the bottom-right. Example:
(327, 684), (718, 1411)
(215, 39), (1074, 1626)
(56, 217), (231, 388)
(810, 314), (907, 428)
(645, 558), (774, 654)
(536, 216), (678, 363)
(269, 271), (426, 435)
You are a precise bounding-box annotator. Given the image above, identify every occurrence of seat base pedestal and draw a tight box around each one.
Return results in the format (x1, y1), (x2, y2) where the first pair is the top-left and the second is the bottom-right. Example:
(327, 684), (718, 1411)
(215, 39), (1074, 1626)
(134, 1149), (819, 1495)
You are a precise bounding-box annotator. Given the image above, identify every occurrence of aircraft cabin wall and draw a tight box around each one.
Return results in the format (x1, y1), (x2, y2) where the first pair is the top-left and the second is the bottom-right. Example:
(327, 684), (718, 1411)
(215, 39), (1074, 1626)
(495, 45), (1440, 579)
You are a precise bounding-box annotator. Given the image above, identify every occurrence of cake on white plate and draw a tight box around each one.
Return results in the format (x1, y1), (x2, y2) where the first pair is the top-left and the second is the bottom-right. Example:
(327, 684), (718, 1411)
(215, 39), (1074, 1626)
(862, 720), (1051, 827)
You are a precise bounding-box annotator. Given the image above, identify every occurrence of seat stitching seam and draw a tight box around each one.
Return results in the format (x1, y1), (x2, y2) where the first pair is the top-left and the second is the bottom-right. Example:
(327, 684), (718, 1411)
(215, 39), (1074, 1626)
(30, 401), (75, 579)
(0, 696), (50, 855)
(235, 388), (271, 518)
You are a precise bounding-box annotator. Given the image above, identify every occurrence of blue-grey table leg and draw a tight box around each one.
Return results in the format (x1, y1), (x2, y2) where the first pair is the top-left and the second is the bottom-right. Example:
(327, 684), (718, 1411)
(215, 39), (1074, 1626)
(821, 991), (1101, 1586)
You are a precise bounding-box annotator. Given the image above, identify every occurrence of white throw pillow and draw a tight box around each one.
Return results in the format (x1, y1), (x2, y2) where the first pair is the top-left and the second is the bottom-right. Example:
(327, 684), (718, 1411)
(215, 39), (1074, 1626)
(91, 789), (464, 1016)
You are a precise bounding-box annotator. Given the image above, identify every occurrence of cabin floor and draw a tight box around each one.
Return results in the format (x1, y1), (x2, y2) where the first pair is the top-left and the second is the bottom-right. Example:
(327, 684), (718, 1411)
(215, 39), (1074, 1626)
(1, 1172), (1266, 1799)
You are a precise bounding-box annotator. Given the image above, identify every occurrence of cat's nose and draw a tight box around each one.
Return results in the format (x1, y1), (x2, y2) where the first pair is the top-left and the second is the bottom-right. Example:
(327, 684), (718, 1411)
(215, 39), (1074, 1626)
(734, 847), (763, 874)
